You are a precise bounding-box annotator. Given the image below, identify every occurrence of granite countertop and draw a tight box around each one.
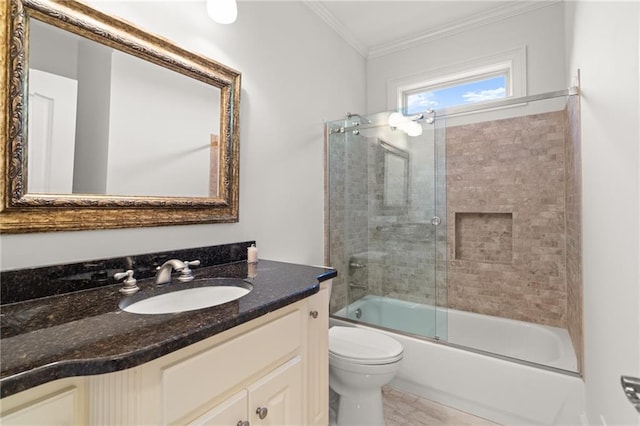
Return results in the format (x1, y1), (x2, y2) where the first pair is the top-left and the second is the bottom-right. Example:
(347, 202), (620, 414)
(0, 259), (336, 398)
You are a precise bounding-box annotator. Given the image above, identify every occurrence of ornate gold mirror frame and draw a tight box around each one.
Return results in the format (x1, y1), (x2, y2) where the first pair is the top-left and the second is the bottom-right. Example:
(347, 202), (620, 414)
(0, 0), (241, 233)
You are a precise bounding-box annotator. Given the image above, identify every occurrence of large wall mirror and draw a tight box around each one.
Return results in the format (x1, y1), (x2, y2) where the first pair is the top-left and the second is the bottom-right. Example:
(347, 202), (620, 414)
(0, 0), (241, 233)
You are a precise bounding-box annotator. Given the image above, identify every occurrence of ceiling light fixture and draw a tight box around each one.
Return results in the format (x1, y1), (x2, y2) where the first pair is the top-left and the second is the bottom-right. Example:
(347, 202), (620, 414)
(206, 0), (237, 24)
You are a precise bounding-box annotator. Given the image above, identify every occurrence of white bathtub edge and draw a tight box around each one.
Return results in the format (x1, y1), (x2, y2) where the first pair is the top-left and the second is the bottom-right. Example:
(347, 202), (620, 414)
(330, 317), (586, 426)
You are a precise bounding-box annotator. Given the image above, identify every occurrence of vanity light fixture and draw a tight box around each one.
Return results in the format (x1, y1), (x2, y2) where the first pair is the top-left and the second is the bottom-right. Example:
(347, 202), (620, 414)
(388, 112), (424, 137)
(206, 0), (238, 24)
(405, 121), (423, 137)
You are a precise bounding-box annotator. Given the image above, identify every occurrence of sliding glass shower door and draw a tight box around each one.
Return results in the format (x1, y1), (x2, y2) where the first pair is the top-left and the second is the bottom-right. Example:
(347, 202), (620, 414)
(326, 110), (447, 340)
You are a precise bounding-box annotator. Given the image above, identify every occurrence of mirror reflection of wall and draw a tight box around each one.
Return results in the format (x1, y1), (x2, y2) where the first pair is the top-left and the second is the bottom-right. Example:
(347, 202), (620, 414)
(27, 18), (222, 198)
(106, 49), (220, 198)
(381, 140), (409, 209)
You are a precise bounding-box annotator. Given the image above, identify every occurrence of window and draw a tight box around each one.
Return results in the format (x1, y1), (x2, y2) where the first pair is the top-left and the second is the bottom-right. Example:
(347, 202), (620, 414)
(403, 64), (511, 114)
(388, 47), (526, 115)
(405, 72), (508, 114)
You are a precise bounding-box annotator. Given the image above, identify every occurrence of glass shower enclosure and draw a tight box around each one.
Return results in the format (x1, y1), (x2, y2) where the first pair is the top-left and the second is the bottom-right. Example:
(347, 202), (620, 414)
(326, 109), (448, 340)
(326, 89), (582, 374)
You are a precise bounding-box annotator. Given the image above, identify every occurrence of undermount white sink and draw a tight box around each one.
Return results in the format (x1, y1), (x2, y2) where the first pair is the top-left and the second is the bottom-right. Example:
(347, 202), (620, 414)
(121, 279), (252, 314)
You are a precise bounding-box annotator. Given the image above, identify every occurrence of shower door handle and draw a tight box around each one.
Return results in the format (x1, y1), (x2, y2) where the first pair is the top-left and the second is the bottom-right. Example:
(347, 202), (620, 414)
(621, 376), (640, 413)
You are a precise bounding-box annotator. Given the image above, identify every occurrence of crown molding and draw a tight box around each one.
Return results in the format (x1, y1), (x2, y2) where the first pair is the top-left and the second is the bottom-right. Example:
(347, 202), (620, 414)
(369, 0), (560, 59)
(305, 0), (560, 60)
(304, 1), (369, 57)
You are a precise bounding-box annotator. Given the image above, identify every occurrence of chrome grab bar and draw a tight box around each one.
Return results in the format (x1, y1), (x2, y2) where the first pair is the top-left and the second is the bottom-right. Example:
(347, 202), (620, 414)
(621, 376), (640, 413)
(349, 262), (366, 269)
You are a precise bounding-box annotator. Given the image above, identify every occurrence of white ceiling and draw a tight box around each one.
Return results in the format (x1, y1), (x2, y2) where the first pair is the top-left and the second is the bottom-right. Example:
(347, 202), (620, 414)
(303, 1), (558, 58)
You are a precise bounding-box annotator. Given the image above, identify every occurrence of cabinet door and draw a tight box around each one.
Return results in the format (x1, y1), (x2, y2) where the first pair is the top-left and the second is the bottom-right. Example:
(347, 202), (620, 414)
(248, 356), (302, 426)
(188, 389), (248, 426)
(1, 387), (79, 426)
(161, 309), (302, 425)
(306, 283), (330, 426)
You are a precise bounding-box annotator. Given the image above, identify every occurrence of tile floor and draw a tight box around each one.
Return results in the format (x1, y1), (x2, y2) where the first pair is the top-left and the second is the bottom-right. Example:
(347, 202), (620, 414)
(382, 386), (501, 426)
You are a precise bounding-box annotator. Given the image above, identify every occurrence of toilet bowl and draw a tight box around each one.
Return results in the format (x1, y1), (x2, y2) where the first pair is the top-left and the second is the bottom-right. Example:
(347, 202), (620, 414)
(328, 326), (404, 426)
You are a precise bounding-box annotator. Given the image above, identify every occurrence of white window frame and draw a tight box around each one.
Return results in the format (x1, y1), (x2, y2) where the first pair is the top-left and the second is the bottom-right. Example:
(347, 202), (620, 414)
(387, 46), (527, 113)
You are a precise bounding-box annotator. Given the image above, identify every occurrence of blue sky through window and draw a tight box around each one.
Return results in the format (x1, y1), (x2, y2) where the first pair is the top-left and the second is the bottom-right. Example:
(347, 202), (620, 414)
(406, 75), (506, 114)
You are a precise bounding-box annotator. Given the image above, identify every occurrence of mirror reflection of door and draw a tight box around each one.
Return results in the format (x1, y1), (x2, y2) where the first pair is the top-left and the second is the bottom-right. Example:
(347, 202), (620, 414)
(27, 69), (78, 194)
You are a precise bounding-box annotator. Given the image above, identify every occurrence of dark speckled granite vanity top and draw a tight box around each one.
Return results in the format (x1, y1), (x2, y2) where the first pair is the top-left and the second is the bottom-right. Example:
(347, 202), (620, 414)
(0, 247), (336, 398)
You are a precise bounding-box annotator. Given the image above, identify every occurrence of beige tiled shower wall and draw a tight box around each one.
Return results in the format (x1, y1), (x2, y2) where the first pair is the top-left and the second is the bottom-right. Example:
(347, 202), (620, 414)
(564, 95), (584, 373)
(446, 111), (568, 327)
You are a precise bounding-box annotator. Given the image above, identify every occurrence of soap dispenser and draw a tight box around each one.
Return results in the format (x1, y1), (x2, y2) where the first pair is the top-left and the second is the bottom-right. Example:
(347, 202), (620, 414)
(247, 244), (258, 264)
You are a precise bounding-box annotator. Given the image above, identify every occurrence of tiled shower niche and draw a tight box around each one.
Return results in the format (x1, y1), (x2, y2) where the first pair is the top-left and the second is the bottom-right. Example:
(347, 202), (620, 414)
(454, 212), (513, 264)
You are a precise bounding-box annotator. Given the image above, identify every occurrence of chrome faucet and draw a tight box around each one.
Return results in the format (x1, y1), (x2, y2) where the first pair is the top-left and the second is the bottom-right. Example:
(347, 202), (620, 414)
(155, 259), (200, 285)
(114, 269), (139, 295)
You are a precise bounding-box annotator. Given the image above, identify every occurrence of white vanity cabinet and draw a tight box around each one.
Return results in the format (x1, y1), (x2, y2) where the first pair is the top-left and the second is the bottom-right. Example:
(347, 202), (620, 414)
(189, 389), (248, 425)
(0, 378), (87, 425)
(191, 356), (303, 426)
(305, 282), (330, 426)
(1, 280), (331, 426)
(142, 303), (305, 425)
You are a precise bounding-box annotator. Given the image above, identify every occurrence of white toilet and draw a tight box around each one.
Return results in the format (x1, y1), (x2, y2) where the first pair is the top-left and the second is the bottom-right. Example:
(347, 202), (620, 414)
(328, 326), (404, 426)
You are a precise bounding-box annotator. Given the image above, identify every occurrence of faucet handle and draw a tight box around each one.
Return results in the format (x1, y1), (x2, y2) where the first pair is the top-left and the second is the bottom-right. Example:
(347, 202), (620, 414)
(114, 270), (140, 295)
(178, 259), (200, 282)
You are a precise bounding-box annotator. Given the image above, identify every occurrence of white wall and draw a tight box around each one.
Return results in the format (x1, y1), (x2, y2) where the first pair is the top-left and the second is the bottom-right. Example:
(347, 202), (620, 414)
(28, 19), (78, 80)
(366, 2), (566, 113)
(107, 51), (217, 197)
(0, 1), (366, 270)
(565, 1), (640, 424)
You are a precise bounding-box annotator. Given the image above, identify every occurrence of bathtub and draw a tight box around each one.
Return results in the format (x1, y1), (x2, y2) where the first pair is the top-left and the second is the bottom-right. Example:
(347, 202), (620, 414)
(336, 295), (576, 371)
(331, 295), (585, 425)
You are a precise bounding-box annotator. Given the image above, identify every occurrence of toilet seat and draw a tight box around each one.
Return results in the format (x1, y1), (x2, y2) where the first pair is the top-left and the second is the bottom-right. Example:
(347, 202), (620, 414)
(329, 326), (404, 365)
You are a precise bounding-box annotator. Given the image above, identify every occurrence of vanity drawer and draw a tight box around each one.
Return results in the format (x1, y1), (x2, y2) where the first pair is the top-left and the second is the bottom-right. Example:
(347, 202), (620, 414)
(162, 308), (303, 424)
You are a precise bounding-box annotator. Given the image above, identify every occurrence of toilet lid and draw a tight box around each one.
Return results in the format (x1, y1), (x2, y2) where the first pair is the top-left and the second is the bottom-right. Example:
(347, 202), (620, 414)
(329, 326), (403, 364)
